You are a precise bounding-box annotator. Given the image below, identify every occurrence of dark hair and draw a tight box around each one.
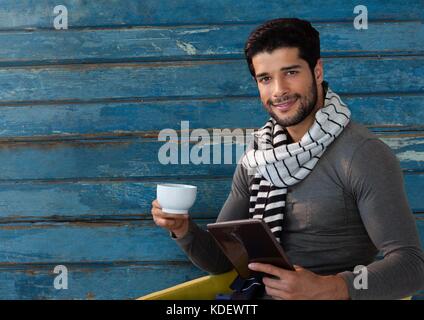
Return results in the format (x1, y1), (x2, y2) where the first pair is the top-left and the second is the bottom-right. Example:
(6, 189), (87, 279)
(244, 18), (320, 78)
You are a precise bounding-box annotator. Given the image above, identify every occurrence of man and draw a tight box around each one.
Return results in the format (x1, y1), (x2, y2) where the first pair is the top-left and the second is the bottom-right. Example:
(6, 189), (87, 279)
(151, 18), (424, 299)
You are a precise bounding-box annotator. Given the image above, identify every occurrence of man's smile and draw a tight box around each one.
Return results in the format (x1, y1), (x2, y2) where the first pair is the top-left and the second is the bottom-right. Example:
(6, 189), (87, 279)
(272, 97), (298, 111)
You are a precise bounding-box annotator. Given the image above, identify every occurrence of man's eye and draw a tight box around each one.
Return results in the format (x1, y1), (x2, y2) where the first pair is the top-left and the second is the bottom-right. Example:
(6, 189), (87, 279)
(260, 77), (271, 83)
(286, 70), (298, 76)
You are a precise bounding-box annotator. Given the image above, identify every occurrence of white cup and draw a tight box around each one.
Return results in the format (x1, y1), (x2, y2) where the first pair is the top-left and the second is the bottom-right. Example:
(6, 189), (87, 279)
(157, 183), (197, 214)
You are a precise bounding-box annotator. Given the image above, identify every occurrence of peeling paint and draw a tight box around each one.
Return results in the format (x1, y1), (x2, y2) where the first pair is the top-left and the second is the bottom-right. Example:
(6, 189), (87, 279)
(397, 150), (424, 162)
(177, 27), (219, 35)
(151, 42), (162, 52)
(382, 137), (424, 150)
(176, 40), (197, 55)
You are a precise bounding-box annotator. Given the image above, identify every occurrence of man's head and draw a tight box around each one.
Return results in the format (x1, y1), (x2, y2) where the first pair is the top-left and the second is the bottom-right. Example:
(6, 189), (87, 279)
(244, 18), (324, 128)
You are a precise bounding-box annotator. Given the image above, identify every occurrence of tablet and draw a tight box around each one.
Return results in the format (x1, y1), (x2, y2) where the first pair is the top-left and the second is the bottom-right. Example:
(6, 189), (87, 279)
(207, 219), (294, 279)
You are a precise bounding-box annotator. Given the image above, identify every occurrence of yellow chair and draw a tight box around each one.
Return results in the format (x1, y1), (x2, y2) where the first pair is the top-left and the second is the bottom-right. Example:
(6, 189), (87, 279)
(137, 269), (238, 300)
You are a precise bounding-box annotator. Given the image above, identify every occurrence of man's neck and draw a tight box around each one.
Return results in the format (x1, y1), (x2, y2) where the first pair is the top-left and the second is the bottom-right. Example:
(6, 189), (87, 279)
(286, 83), (325, 143)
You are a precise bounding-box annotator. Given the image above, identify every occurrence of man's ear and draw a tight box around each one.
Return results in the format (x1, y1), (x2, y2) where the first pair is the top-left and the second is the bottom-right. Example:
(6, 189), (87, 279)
(314, 59), (324, 85)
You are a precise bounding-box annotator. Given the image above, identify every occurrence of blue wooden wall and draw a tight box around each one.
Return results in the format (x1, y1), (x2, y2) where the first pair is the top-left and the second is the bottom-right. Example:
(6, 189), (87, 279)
(0, 0), (423, 299)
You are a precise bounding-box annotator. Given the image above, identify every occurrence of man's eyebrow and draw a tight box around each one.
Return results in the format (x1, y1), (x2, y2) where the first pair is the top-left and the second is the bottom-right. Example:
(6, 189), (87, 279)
(255, 65), (302, 78)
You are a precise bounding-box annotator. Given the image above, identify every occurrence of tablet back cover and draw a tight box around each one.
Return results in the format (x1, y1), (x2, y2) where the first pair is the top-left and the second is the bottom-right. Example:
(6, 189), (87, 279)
(207, 219), (294, 278)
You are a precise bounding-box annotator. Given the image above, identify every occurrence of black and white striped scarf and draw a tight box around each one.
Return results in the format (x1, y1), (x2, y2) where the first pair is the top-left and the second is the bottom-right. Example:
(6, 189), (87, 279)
(241, 87), (351, 243)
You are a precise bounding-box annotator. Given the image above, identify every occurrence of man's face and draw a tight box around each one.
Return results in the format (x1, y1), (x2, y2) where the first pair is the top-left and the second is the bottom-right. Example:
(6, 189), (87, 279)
(252, 47), (320, 127)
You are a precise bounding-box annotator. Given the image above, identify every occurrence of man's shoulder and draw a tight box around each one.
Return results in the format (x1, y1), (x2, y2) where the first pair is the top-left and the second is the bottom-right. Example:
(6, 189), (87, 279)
(326, 120), (381, 159)
(340, 120), (379, 144)
(318, 120), (397, 190)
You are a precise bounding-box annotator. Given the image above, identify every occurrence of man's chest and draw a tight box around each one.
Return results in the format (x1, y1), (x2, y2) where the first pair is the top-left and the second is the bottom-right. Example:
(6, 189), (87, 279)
(280, 162), (360, 232)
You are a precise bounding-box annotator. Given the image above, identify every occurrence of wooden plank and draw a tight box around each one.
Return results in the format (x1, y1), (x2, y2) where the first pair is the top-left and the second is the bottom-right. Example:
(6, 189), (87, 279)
(0, 173), (421, 221)
(0, 179), (233, 220)
(0, 134), (420, 181)
(379, 135), (424, 172)
(0, 57), (423, 103)
(0, 95), (423, 138)
(0, 217), (422, 264)
(0, 0), (422, 30)
(1, 21), (423, 66)
(0, 138), (239, 180)
(347, 95), (424, 130)
(404, 174), (424, 212)
(0, 220), (213, 263)
(0, 263), (206, 299)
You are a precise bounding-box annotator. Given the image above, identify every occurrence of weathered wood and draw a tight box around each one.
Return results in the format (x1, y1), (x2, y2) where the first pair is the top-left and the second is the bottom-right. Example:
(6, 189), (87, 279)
(0, 173), (421, 221)
(0, 217), (422, 264)
(0, 262), (206, 300)
(0, 0), (422, 301)
(0, 134), (420, 181)
(0, 57), (423, 103)
(1, 262), (423, 300)
(0, 179), (232, 220)
(0, 0), (422, 30)
(1, 21), (422, 66)
(0, 95), (422, 138)
(0, 220), (211, 263)
(0, 215), (422, 300)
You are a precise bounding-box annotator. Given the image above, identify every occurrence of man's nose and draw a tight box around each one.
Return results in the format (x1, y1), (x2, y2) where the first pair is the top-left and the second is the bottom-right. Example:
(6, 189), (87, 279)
(272, 76), (289, 98)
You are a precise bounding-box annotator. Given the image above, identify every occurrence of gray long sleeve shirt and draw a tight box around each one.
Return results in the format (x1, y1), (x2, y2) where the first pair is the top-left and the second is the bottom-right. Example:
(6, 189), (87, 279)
(173, 120), (424, 300)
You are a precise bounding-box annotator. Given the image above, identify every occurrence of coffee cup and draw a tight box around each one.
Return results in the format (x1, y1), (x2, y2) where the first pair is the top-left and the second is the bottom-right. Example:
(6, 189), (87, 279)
(156, 183), (197, 214)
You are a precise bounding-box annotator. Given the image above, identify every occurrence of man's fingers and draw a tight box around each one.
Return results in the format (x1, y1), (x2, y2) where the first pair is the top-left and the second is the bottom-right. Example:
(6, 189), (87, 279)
(151, 199), (190, 234)
(154, 211), (189, 220)
(162, 212), (189, 219)
(152, 199), (161, 208)
(151, 206), (186, 218)
(248, 263), (292, 279)
(151, 209), (188, 229)
(154, 218), (176, 228)
(248, 263), (280, 277)
(151, 199), (189, 220)
(264, 286), (289, 300)
(153, 215), (184, 227)
(262, 276), (290, 291)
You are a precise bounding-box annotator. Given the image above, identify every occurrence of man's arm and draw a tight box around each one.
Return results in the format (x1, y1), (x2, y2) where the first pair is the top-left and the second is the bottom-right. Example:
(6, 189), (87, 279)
(337, 138), (424, 299)
(172, 163), (252, 274)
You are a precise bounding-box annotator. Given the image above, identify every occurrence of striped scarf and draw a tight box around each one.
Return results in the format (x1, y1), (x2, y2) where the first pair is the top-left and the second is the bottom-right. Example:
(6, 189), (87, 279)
(241, 87), (351, 243)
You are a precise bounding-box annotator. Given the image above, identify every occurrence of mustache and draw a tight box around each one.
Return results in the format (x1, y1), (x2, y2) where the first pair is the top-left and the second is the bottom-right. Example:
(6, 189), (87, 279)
(268, 94), (300, 107)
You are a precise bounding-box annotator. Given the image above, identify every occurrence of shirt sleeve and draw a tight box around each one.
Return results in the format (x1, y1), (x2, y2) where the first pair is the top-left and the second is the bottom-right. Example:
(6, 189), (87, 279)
(171, 163), (252, 274)
(338, 138), (424, 299)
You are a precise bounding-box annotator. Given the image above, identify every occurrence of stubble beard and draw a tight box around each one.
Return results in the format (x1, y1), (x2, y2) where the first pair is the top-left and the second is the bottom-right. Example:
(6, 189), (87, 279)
(265, 77), (318, 128)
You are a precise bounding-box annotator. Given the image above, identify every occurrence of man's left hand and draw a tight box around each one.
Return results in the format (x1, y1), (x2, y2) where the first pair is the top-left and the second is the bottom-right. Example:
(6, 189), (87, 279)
(248, 263), (350, 300)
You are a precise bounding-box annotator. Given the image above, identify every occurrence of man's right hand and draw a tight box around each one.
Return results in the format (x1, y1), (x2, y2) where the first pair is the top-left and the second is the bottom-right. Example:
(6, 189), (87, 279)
(151, 199), (190, 239)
